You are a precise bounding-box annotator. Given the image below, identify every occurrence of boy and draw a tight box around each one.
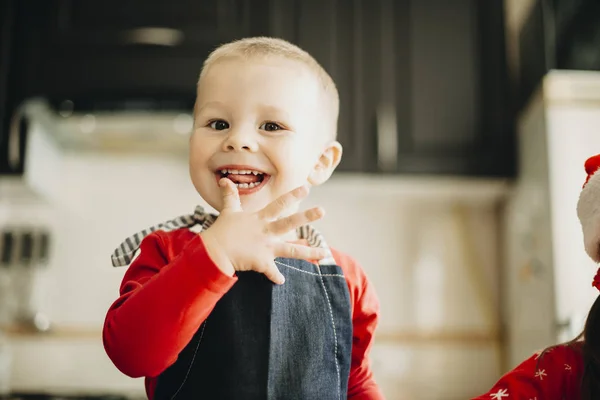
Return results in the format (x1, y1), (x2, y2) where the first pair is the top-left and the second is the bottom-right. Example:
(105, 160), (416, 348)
(103, 37), (383, 399)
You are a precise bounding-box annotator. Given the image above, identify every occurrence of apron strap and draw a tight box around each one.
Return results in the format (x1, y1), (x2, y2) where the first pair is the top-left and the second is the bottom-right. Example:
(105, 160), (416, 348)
(110, 206), (336, 267)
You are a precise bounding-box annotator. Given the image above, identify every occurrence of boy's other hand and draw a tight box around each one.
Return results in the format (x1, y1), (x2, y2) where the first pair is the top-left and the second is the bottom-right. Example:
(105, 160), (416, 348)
(200, 178), (328, 284)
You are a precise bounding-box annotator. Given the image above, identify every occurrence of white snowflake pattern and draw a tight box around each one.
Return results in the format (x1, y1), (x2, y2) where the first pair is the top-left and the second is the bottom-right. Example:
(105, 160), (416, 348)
(490, 388), (509, 399)
(535, 369), (547, 380)
(564, 364), (572, 371)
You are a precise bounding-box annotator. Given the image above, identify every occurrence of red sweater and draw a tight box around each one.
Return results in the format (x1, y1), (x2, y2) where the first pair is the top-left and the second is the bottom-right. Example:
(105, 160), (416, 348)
(472, 343), (584, 399)
(103, 229), (384, 399)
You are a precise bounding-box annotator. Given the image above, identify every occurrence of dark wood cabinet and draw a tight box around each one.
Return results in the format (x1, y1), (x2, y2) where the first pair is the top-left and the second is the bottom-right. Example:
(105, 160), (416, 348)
(0, 0), (27, 176)
(519, 0), (600, 110)
(13, 0), (272, 108)
(0, 0), (12, 174)
(282, 0), (514, 176)
(553, 0), (600, 71)
(1, 0), (514, 177)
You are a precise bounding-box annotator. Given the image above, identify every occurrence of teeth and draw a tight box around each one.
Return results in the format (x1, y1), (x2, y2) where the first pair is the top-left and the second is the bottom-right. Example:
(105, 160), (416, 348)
(234, 181), (260, 189)
(219, 169), (263, 175)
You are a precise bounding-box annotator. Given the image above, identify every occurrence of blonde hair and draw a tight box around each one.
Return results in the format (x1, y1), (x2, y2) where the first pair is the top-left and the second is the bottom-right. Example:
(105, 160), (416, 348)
(197, 37), (339, 138)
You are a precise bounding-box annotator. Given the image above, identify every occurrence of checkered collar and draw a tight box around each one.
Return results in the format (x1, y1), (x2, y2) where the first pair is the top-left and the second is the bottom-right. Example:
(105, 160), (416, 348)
(110, 206), (336, 267)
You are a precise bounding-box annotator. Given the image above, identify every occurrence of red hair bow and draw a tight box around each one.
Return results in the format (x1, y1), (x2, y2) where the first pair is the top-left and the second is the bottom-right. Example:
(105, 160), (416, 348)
(584, 154), (600, 187)
(593, 268), (600, 291)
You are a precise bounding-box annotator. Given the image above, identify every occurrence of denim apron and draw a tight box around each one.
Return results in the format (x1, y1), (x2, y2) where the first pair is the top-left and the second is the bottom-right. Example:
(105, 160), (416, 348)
(110, 207), (353, 400)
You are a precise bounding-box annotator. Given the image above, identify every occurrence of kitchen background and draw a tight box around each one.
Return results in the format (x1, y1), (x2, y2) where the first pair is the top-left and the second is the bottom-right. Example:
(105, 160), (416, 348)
(1, 0), (600, 399)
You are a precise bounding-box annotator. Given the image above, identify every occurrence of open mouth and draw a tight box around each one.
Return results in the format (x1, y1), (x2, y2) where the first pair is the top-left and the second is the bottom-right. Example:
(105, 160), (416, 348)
(216, 168), (270, 193)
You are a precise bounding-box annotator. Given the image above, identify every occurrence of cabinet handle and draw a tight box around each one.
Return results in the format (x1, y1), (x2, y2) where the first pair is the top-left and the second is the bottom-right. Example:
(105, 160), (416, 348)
(8, 107), (23, 170)
(376, 103), (397, 171)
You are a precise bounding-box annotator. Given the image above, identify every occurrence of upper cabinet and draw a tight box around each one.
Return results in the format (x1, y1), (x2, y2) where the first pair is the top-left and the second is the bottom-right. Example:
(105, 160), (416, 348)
(519, 0), (600, 110)
(15, 0), (272, 108)
(281, 0), (514, 176)
(1, 0), (514, 177)
(0, 0), (27, 176)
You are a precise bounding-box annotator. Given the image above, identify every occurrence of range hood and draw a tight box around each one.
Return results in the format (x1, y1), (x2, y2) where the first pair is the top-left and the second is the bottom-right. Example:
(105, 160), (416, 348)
(21, 98), (193, 155)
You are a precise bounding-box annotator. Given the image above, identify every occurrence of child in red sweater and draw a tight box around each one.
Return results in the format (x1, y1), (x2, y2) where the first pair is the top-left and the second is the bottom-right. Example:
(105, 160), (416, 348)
(473, 154), (600, 400)
(103, 37), (384, 399)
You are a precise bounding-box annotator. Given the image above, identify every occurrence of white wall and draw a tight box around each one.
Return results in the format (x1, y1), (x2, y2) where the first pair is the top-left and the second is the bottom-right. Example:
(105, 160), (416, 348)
(2, 122), (508, 399)
(503, 91), (557, 366)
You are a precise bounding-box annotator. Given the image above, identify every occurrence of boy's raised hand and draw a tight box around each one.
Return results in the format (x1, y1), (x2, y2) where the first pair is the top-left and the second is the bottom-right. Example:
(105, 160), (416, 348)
(200, 178), (328, 284)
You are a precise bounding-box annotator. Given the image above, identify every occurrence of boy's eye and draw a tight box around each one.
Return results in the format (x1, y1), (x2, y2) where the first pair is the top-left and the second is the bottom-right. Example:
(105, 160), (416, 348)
(209, 120), (230, 130)
(260, 122), (282, 132)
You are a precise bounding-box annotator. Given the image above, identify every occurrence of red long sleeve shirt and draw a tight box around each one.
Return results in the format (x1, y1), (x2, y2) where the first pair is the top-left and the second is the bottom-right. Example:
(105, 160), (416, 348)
(103, 228), (384, 399)
(472, 343), (584, 399)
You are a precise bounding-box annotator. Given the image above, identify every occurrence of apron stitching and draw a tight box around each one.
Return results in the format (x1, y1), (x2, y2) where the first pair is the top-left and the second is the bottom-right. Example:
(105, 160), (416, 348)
(316, 270), (342, 400)
(274, 260), (344, 278)
(170, 319), (208, 400)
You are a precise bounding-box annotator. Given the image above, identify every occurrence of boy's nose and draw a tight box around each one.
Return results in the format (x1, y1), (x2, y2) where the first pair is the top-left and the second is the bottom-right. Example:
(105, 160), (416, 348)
(222, 129), (258, 152)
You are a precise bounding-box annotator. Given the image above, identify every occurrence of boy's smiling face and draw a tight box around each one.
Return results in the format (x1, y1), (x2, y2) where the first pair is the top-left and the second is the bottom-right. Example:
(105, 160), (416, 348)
(190, 56), (341, 213)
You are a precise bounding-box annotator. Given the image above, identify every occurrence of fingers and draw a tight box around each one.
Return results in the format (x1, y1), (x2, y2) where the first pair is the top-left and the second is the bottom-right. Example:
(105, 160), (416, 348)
(267, 207), (325, 235)
(262, 262), (285, 285)
(275, 242), (329, 261)
(219, 178), (242, 212)
(259, 186), (310, 220)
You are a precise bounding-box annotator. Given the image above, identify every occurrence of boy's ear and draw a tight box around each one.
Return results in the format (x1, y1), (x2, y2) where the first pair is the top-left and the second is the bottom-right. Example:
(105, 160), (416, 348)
(308, 141), (343, 186)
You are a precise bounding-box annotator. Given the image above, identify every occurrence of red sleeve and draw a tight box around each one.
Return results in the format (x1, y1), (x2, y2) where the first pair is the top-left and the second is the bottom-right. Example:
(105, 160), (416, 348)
(102, 230), (237, 379)
(331, 248), (385, 400)
(471, 344), (583, 400)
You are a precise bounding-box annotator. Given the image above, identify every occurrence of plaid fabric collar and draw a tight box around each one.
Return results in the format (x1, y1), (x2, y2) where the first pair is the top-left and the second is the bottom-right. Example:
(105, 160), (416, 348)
(110, 205), (336, 267)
